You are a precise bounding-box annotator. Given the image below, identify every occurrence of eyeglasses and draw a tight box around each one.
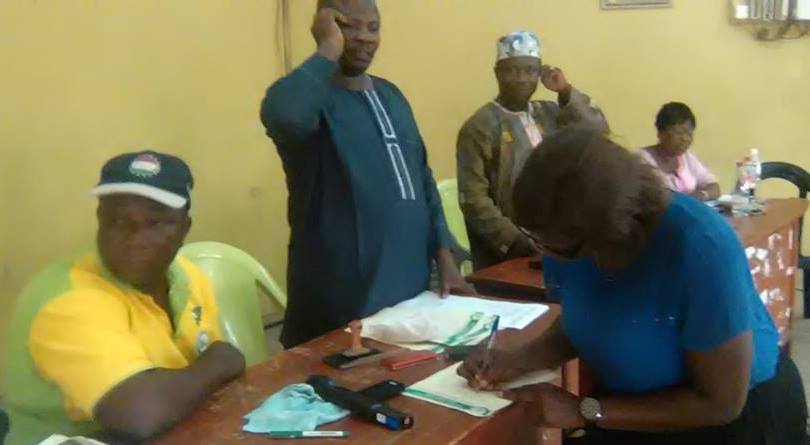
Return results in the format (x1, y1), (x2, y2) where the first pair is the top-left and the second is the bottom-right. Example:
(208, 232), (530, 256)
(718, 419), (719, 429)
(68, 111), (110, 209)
(663, 123), (694, 138)
(496, 65), (542, 79)
(518, 226), (585, 260)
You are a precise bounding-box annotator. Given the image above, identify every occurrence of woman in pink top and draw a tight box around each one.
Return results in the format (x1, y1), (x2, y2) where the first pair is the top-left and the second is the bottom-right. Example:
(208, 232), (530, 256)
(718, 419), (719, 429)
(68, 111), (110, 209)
(640, 102), (720, 201)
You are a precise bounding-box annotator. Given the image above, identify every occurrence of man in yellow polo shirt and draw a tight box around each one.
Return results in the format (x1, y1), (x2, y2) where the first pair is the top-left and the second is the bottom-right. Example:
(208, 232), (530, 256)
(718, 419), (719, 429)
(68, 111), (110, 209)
(3, 151), (245, 444)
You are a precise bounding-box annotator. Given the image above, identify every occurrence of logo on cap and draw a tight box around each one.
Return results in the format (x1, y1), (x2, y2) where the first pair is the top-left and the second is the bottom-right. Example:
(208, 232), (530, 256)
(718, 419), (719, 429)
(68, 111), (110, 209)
(128, 153), (162, 178)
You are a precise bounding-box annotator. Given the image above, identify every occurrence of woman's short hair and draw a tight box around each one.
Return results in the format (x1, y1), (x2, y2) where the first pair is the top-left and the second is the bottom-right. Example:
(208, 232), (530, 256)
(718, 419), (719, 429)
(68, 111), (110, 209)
(513, 126), (667, 250)
(655, 102), (696, 132)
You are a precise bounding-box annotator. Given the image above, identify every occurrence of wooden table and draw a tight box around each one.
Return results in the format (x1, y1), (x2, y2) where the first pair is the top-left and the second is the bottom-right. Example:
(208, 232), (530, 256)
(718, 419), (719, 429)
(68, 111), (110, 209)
(732, 198), (808, 345)
(467, 257), (545, 301)
(467, 198), (808, 346)
(149, 305), (563, 445)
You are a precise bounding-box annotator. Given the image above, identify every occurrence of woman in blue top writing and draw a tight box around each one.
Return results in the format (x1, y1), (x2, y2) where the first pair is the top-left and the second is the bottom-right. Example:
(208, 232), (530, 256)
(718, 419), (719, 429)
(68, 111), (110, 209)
(459, 127), (807, 444)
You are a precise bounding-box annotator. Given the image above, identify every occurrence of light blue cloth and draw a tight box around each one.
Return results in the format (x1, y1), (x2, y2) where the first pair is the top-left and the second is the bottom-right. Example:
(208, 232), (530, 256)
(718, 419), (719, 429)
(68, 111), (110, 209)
(243, 384), (350, 433)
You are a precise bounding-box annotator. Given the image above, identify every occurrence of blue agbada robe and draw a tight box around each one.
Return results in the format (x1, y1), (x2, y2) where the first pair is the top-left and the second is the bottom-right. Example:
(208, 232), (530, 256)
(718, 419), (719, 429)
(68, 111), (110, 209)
(261, 55), (452, 348)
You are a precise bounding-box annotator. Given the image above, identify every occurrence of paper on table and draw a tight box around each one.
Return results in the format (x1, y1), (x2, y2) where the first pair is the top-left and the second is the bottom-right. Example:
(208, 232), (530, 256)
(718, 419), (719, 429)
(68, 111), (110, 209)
(358, 291), (549, 350)
(390, 291), (547, 329)
(404, 362), (557, 417)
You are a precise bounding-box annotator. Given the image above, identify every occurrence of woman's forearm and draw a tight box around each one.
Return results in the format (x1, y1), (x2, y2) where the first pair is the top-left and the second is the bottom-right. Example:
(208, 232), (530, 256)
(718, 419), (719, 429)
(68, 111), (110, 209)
(518, 319), (578, 371)
(597, 385), (745, 432)
(694, 183), (721, 200)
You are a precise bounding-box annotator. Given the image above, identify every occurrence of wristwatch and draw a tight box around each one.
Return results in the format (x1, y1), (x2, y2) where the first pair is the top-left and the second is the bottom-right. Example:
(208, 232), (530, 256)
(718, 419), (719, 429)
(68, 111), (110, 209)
(579, 397), (604, 425)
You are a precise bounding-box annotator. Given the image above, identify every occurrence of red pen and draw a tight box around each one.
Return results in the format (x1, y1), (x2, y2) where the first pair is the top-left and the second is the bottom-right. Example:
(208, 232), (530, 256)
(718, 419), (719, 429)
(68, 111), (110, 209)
(382, 351), (440, 370)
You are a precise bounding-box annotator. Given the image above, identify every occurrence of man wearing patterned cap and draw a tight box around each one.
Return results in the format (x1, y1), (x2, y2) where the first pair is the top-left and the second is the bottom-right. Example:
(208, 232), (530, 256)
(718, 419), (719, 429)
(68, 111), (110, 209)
(457, 30), (608, 270)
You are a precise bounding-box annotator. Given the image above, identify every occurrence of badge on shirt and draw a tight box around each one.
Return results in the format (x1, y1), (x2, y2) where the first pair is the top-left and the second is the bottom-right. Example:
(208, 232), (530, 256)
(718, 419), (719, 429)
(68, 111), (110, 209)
(501, 130), (513, 144)
(192, 306), (202, 325)
(196, 331), (210, 354)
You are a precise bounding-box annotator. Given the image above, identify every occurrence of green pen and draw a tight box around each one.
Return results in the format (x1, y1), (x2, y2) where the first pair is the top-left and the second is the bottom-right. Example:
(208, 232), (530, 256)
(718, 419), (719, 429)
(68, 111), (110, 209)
(269, 431), (350, 439)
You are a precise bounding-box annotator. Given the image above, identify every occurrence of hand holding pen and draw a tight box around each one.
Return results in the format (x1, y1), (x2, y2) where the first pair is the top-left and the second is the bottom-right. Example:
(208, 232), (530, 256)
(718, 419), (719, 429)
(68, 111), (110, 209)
(478, 315), (500, 384)
(456, 316), (527, 390)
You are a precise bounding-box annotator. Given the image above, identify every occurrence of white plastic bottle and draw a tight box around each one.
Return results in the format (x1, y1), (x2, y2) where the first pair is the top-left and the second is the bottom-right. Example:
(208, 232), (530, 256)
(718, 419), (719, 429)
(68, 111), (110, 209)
(737, 156), (751, 196)
(747, 148), (762, 198)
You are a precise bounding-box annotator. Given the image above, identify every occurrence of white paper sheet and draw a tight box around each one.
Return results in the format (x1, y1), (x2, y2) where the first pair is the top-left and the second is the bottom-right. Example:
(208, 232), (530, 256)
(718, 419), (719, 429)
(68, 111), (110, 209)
(381, 291), (548, 330)
(358, 291), (549, 350)
(404, 362), (557, 417)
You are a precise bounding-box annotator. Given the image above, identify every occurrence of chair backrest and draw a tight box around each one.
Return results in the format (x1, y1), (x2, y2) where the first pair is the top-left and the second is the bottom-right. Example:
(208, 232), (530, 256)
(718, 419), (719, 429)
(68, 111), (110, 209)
(180, 241), (286, 308)
(437, 179), (470, 250)
(761, 162), (810, 199)
(179, 242), (285, 365)
(760, 161), (810, 255)
(437, 179), (473, 274)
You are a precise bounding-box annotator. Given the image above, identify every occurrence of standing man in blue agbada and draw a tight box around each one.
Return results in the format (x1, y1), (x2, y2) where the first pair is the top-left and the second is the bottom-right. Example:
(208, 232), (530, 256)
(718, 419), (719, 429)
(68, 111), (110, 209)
(260, 0), (474, 348)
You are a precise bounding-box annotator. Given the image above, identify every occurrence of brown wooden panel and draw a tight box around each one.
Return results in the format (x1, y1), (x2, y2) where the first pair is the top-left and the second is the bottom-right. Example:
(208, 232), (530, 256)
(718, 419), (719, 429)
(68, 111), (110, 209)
(467, 257), (546, 301)
(466, 199), (807, 302)
(746, 222), (801, 346)
(149, 199), (807, 445)
(149, 303), (563, 445)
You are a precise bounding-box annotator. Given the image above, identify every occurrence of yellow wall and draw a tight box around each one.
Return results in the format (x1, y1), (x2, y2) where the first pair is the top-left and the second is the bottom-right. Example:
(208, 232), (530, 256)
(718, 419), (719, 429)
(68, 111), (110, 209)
(0, 1), (288, 346)
(1, 1), (809, 348)
(291, 0), (810, 185)
(288, 0), (810, 242)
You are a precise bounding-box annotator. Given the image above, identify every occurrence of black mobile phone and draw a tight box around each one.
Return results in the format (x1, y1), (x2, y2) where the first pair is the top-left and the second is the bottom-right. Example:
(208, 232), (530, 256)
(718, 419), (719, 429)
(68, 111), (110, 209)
(359, 379), (406, 402)
(308, 375), (413, 430)
(323, 349), (381, 368)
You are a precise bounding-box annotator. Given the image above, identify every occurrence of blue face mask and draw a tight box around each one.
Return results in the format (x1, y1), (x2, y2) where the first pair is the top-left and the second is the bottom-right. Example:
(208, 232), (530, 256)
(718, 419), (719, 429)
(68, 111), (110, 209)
(243, 384), (349, 434)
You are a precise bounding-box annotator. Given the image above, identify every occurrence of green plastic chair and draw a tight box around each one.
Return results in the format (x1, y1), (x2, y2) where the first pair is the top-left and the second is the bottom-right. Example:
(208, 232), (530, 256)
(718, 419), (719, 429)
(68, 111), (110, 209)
(179, 242), (286, 366)
(437, 178), (473, 275)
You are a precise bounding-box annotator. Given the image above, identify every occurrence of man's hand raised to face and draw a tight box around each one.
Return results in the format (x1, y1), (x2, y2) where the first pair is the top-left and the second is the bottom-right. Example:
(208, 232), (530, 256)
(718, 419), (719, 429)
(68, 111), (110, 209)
(312, 8), (348, 61)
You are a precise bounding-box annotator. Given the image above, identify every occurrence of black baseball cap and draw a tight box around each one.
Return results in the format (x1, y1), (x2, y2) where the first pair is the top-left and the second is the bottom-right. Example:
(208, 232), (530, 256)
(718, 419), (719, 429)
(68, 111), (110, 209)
(91, 150), (194, 209)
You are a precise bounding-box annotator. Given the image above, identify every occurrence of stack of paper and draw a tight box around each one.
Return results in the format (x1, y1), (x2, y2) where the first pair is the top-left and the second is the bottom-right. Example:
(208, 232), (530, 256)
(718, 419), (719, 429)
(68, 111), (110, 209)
(359, 291), (549, 351)
(404, 362), (557, 417)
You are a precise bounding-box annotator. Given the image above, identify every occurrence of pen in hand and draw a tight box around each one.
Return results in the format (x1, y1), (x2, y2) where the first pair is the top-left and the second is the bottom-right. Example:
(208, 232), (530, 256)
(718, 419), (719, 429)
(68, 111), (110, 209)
(474, 315), (500, 389)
